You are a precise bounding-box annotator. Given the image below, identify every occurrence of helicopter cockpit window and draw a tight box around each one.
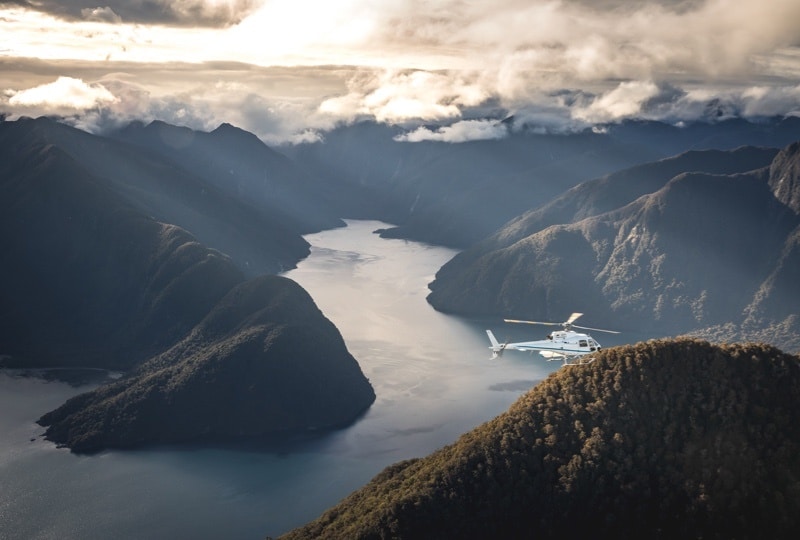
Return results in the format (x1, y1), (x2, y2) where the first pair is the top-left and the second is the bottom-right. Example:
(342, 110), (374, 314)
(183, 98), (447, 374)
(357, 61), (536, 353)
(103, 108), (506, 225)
(579, 339), (588, 347)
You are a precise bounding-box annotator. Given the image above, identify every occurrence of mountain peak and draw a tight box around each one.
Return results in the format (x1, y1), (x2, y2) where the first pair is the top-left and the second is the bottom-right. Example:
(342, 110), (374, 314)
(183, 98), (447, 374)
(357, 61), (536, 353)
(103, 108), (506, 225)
(211, 121), (258, 140)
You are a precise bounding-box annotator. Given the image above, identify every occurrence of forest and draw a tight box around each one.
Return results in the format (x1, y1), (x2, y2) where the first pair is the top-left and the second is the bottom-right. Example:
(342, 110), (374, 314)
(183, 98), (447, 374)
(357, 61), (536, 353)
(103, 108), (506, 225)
(281, 339), (800, 539)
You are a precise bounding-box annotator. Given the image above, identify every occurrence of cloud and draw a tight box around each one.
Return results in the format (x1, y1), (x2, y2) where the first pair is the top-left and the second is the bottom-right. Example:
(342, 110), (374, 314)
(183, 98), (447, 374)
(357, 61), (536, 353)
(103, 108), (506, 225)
(739, 85), (800, 118)
(318, 69), (491, 124)
(2, 0), (800, 144)
(8, 0), (262, 26)
(574, 81), (664, 123)
(80, 7), (122, 24)
(378, 0), (800, 84)
(4, 66), (800, 147)
(395, 119), (508, 143)
(6, 76), (117, 112)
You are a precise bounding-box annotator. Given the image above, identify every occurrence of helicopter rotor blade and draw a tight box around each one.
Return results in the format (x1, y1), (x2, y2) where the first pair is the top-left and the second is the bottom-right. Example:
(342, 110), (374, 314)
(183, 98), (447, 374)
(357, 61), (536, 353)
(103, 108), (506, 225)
(566, 312), (584, 325)
(504, 318), (561, 326)
(571, 324), (620, 334)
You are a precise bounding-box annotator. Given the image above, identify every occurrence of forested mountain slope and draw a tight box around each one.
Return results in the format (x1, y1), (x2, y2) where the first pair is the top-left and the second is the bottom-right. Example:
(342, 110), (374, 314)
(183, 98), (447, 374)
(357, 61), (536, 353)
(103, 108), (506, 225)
(281, 339), (800, 540)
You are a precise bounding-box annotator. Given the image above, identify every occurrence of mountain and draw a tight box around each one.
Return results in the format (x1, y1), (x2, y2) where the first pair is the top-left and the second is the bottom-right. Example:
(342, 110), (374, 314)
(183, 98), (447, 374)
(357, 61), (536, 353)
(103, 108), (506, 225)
(38, 274), (375, 452)
(0, 132), (235, 368)
(280, 339), (800, 540)
(0, 117), (375, 449)
(285, 117), (800, 248)
(110, 120), (345, 234)
(427, 143), (800, 352)
(2, 117), (311, 277)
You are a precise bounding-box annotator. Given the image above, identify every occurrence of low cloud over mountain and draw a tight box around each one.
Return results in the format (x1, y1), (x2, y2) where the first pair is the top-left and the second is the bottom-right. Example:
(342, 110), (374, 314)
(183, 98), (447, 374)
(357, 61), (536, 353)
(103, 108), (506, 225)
(2, 1), (800, 143)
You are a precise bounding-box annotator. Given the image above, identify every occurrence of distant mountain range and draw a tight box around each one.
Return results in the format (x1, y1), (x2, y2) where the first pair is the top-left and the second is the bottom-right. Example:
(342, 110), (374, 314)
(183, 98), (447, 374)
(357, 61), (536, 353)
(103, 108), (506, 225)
(280, 339), (800, 539)
(428, 143), (800, 352)
(0, 117), (374, 451)
(286, 116), (800, 248)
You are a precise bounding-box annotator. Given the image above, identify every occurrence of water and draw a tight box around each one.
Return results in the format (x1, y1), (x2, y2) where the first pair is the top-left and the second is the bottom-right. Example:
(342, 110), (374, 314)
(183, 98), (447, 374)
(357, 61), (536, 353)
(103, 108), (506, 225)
(0, 220), (558, 539)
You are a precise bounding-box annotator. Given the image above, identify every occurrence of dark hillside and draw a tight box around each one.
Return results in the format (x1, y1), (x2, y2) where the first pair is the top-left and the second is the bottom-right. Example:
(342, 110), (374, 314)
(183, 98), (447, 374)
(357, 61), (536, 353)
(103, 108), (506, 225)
(0, 138), (241, 368)
(111, 121), (344, 234)
(38, 275), (375, 453)
(0, 119), (376, 449)
(3, 117), (309, 276)
(281, 339), (800, 540)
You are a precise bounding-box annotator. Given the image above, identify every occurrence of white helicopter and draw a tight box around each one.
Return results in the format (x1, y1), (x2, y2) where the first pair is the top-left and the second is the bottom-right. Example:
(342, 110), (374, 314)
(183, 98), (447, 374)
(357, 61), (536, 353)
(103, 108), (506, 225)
(486, 312), (619, 366)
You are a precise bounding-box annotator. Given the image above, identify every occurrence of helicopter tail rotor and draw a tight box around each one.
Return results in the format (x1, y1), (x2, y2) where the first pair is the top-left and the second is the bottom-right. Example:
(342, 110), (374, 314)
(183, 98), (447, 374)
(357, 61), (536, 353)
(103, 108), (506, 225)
(486, 330), (506, 359)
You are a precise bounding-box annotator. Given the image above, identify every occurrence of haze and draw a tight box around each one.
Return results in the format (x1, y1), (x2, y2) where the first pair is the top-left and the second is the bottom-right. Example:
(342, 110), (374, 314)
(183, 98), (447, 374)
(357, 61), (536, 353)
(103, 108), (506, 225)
(2, 0), (800, 143)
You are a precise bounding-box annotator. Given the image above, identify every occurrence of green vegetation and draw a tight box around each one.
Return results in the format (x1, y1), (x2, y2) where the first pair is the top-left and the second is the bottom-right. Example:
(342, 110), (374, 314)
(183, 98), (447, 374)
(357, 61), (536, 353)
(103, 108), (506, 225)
(281, 339), (800, 539)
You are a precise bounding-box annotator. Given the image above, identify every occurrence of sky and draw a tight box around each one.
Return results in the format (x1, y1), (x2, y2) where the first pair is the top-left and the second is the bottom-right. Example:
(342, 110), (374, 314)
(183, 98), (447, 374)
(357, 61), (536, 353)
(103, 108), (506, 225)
(2, 0), (800, 144)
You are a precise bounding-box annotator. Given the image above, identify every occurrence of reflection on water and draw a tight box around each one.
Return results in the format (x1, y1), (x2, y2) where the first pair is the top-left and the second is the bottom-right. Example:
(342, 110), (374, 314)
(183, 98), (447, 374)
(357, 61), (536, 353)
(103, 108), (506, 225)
(0, 220), (559, 539)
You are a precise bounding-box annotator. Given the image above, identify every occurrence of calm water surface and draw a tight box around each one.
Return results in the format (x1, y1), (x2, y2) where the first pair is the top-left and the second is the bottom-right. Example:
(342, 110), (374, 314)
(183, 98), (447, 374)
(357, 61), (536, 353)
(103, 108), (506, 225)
(0, 220), (559, 539)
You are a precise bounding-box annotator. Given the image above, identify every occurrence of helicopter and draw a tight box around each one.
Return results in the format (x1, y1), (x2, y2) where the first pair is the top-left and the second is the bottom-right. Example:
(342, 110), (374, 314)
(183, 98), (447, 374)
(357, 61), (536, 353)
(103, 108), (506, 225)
(486, 312), (619, 366)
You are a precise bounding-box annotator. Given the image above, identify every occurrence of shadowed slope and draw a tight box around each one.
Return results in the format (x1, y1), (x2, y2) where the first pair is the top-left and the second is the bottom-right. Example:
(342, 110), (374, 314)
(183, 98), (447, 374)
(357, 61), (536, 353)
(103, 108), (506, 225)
(0, 119), (375, 451)
(0, 134), (242, 368)
(38, 275), (375, 453)
(2, 117), (310, 276)
(111, 121), (344, 235)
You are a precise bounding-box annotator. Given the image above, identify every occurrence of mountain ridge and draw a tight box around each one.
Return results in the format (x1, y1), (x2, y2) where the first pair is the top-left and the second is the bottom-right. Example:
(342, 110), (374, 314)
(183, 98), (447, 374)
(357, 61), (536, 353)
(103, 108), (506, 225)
(111, 120), (345, 236)
(6, 116), (313, 276)
(427, 143), (800, 352)
(286, 117), (800, 248)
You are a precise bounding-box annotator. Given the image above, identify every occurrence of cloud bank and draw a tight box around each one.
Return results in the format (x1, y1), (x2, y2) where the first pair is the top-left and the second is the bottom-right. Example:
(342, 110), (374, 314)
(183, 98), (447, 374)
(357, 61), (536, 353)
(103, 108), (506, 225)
(1, 1), (800, 143)
(6, 0), (262, 26)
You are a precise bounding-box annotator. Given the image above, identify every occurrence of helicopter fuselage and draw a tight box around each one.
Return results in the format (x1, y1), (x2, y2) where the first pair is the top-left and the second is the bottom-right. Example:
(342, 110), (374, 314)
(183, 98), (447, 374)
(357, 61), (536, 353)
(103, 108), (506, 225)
(511, 330), (601, 357)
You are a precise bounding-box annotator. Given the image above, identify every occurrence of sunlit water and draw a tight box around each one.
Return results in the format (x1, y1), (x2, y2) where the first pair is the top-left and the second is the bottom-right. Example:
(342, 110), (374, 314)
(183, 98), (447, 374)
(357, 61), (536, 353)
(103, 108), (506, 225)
(0, 220), (560, 539)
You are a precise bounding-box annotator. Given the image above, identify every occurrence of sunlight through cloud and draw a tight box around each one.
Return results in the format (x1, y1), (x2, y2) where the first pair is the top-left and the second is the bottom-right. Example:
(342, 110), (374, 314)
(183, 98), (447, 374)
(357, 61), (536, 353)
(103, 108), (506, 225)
(1, 1), (800, 143)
